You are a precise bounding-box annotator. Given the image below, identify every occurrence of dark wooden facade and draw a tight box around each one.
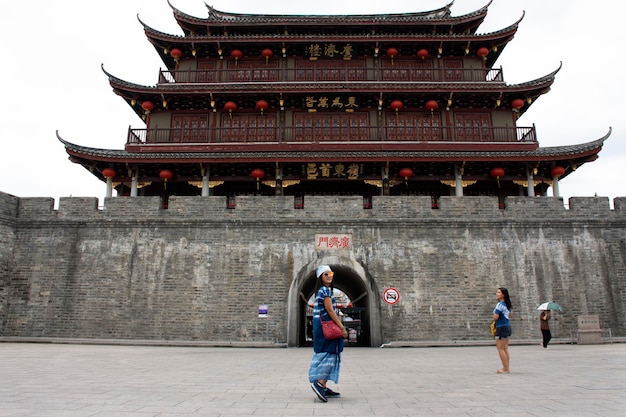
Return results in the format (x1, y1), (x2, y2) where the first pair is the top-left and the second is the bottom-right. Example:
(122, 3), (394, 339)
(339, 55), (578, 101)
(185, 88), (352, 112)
(60, 2), (607, 206)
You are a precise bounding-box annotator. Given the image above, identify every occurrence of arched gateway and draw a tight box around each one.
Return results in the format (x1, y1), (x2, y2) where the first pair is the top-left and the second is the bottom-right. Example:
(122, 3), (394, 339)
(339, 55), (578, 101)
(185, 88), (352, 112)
(287, 257), (383, 347)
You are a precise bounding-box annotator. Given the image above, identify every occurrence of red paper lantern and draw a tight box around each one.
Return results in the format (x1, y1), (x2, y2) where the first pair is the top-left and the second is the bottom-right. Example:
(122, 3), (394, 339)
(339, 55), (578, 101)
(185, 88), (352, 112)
(490, 167), (505, 178)
(399, 167), (413, 180)
(230, 49), (243, 64)
(386, 47), (398, 65)
(390, 100), (403, 110)
(141, 101), (154, 114)
(417, 49), (429, 59)
(490, 167), (504, 188)
(425, 100), (439, 112)
(170, 48), (183, 60)
(390, 100), (403, 116)
(261, 48), (273, 64)
(251, 168), (265, 191)
(251, 168), (265, 179)
(551, 166), (565, 177)
(224, 101), (237, 118)
(255, 99), (269, 114)
(386, 47), (398, 58)
(511, 98), (525, 110)
(477, 47), (489, 59)
(159, 169), (173, 180)
(159, 169), (173, 190)
(102, 168), (116, 179)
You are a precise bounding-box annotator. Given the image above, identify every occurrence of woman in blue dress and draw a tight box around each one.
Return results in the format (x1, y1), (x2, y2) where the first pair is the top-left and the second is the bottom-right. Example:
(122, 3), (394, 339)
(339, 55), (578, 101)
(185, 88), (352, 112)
(308, 265), (348, 402)
(493, 287), (513, 373)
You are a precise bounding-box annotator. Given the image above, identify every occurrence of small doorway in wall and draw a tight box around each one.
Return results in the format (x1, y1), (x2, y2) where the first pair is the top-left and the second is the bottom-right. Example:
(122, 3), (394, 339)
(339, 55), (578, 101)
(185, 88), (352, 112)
(304, 289), (366, 346)
(297, 264), (373, 347)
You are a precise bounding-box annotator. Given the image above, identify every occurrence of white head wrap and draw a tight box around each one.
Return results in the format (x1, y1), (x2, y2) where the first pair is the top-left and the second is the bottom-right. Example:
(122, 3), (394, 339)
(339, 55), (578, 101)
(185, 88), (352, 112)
(316, 265), (332, 278)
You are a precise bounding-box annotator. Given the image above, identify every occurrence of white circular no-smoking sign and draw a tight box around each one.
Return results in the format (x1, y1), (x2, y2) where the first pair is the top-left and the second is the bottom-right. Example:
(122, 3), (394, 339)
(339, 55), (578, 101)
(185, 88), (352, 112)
(382, 287), (400, 305)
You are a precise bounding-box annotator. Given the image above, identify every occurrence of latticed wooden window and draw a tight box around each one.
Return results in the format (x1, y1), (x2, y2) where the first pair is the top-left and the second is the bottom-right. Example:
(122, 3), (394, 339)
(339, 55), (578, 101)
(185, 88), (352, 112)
(443, 59), (464, 81)
(381, 61), (434, 81)
(221, 115), (276, 142)
(294, 60), (366, 81)
(293, 113), (369, 142)
(453, 114), (493, 142)
(196, 61), (218, 82)
(171, 115), (209, 143)
(226, 61), (279, 82)
(386, 113), (441, 141)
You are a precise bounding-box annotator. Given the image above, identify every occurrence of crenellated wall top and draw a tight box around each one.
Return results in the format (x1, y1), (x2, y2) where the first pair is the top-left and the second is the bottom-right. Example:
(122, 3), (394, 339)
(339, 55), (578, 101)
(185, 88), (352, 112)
(3, 192), (625, 223)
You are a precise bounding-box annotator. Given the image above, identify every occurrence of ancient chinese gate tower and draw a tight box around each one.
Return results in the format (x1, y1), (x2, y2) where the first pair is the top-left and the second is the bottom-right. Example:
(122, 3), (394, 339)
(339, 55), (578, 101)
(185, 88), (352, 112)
(33, 2), (622, 347)
(59, 1), (606, 206)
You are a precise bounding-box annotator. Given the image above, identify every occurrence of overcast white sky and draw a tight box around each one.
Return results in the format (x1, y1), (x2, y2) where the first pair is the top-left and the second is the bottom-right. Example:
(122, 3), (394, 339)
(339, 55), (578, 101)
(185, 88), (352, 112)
(0, 0), (622, 207)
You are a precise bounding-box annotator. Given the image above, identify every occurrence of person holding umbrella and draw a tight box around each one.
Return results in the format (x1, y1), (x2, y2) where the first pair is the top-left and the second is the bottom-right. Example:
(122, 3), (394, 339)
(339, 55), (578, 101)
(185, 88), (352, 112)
(536, 302), (562, 349)
(539, 309), (551, 348)
(493, 287), (513, 374)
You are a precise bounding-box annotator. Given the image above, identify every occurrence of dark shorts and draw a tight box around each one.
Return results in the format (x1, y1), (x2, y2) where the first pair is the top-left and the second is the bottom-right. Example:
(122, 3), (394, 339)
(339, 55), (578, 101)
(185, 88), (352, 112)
(495, 325), (512, 339)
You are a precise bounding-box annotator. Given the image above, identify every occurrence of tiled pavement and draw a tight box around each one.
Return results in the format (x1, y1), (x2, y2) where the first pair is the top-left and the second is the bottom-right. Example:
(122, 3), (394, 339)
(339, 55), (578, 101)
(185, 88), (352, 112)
(0, 341), (624, 416)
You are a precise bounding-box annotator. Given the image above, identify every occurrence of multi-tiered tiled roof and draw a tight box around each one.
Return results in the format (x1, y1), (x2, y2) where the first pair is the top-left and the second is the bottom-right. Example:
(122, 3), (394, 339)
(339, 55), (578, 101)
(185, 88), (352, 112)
(60, 1), (607, 203)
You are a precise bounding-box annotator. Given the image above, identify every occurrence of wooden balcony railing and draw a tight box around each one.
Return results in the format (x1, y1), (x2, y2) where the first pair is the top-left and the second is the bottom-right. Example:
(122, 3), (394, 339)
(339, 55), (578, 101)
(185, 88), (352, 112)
(127, 125), (536, 146)
(158, 66), (504, 84)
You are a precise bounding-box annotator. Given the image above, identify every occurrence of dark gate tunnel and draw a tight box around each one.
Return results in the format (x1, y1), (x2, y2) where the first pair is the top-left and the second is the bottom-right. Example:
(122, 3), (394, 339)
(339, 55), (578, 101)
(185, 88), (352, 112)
(298, 264), (371, 347)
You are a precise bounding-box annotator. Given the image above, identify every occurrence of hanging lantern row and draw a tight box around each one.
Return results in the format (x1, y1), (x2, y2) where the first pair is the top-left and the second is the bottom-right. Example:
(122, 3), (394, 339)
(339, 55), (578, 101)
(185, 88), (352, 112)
(167, 47), (279, 61)
(383, 46), (490, 61)
(387, 99), (440, 114)
(167, 45), (492, 63)
(137, 98), (281, 116)
(224, 48), (280, 64)
(139, 98), (448, 115)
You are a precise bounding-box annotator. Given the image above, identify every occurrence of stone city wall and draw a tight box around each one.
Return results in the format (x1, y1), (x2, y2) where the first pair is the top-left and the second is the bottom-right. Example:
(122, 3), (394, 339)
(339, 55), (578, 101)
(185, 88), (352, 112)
(0, 191), (624, 346)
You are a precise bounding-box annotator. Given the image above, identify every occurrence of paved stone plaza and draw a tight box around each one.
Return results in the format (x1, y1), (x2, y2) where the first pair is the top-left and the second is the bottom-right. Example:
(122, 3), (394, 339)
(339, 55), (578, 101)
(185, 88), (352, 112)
(0, 342), (624, 416)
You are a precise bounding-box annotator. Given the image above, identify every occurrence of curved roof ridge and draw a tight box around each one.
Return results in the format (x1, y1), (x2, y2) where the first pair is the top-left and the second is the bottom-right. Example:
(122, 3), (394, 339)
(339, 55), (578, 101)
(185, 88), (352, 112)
(101, 64), (157, 90)
(57, 131), (118, 154)
(170, 0), (207, 22)
(199, 4), (453, 20)
(59, 131), (609, 161)
(473, 12), (521, 36)
(508, 62), (562, 88)
(536, 128), (611, 155)
(137, 12), (186, 40)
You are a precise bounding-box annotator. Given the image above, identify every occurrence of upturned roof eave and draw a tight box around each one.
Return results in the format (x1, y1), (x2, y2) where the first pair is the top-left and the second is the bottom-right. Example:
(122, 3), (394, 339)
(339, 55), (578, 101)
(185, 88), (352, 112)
(509, 62), (562, 90)
(141, 22), (519, 44)
(141, 11), (518, 70)
(181, 1), (456, 22)
(166, 1), (494, 33)
(103, 74), (553, 97)
(57, 128), (609, 165)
